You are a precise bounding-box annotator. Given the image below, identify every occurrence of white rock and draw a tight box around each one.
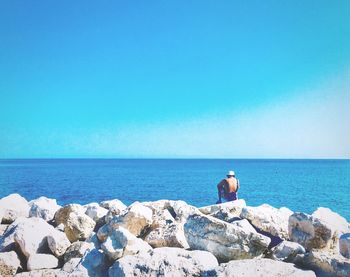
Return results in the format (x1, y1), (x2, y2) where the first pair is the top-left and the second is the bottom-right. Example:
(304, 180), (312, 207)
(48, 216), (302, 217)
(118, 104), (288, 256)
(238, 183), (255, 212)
(85, 202), (108, 223)
(271, 241), (306, 262)
(184, 213), (270, 262)
(0, 194), (30, 223)
(101, 226), (152, 260)
(10, 217), (60, 258)
(61, 257), (81, 273)
(240, 204), (293, 240)
(144, 208), (188, 248)
(295, 249), (350, 277)
(27, 254), (58, 271)
(289, 210), (349, 251)
(0, 251), (21, 276)
(47, 231), (71, 257)
(100, 202), (153, 239)
(199, 199), (246, 215)
(144, 222), (189, 249)
(0, 219), (27, 252)
(170, 200), (201, 223)
(67, 248), (109, 277)
(63, 212), (96, 242)
(143, 200), (201, 223)
(109, 247), (218, 277)
(213, 258), (316, 277)
(63, 241), (95, 263)
(339, 233), (350, 258)
(100, 199), (127, 214)
(29, 197), (61, 222)
(54, 204), (86, 226)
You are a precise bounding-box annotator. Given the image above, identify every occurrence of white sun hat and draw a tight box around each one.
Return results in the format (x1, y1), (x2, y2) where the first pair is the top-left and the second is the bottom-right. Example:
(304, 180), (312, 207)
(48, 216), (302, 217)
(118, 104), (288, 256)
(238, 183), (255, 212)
(227, 170), (235, 176)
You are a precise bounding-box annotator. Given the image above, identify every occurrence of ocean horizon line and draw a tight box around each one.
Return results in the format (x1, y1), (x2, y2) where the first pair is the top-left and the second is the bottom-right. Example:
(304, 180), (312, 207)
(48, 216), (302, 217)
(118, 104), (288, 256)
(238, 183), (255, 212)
(1, 157), (349, 161)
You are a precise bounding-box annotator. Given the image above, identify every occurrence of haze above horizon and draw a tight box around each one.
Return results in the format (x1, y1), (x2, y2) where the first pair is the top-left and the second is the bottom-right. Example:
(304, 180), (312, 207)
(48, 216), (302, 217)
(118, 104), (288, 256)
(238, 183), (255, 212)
(1, 1), (349, 158)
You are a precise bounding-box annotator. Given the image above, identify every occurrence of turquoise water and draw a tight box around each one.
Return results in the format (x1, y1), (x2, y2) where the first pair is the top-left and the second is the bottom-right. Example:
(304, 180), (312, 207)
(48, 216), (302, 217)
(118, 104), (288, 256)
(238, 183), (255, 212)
(0, 159), (349, 220)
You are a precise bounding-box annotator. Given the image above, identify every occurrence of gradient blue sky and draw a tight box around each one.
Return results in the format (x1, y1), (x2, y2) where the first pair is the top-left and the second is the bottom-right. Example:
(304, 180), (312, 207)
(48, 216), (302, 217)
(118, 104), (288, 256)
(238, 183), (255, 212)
(1, 1), (349, 158)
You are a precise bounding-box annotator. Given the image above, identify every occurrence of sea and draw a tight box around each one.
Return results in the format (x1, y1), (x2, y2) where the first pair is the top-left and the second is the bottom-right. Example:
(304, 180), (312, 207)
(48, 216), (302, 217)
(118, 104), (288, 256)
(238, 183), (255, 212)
(0, 159), (349, 220)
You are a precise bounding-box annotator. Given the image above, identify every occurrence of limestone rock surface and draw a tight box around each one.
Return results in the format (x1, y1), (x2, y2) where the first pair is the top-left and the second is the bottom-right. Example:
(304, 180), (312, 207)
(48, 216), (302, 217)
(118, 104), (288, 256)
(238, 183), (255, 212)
(63, 241), (94, 263)
(270, 241), (306, 262)
(99, 199), (127, 213)
(199, 199), (246, 215)
(99, 202), (153, 240)
(240, 204), (293, 240)
(85, 202), (108, 223)
(0, 194), (30, 224)
(65, 249), (109, 277)
(54, 204), (86, 226)
(184, 214), (270, 262)
(144, 222), (189, 249)
(0, 251), (21, 276)
(289, 209), (349, 251)
(47, 231), (71, 257)
(64, 212), (96, 242)
(7, 217), (60, 258)
(108, 247), (218, 277)
(213, 258), (316, 277)
(27, 254), (58, 271)
(101, 226), (151, 260)
(29, 197), (61, 222)
(294, 250), (350, 277)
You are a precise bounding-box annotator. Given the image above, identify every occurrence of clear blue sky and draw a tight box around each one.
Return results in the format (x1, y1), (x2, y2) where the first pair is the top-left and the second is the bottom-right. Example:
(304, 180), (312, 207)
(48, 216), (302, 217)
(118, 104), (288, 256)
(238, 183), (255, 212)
(1, 1), (349, 158)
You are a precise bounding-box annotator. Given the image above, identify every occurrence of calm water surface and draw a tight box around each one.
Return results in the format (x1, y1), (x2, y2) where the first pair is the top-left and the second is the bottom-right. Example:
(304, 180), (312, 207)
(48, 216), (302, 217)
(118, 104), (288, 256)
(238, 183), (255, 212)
(0, 159), (349, 220)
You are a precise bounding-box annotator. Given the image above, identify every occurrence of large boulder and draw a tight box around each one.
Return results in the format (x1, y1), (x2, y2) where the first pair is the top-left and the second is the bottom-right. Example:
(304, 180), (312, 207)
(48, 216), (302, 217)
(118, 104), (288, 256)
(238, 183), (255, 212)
(29, 197), (61, 222)
(212, 258), (316, 277)
(0, 194), (30, 224)
(144, 222), (189, 249)
(47, 231), (71, 257)
(339, 233), (350, 258)
(199, 199), (246, 215)
(0, 219), (27, 252)
(0, 217), (62, 258)
(270, 241), (306, 262)
(27, 254), (58, 271)
(184, 213), (270, 262)
(63, 241), (95, 263)
(63, 212), (96, 242)
(208, 207), (241, 223)
(108, 247), (218, 277)
(142, 200), (200, 223)
(65, 248), (109, 277)
(312, 208), (350, 235)
(294, 250), (350, 277)
(0, 251), (21, 276)
(98, 202), (153, 240)
(54, 204), (86, 226)
(240, 204), (293, 240)
(100, 199), (127, 214)
(61, 257), (81, 273)
(101, 226), (152, 260)
(144, 208), (189, 248)
(289, 209), (350, 251)
(85, 202), (108, 223)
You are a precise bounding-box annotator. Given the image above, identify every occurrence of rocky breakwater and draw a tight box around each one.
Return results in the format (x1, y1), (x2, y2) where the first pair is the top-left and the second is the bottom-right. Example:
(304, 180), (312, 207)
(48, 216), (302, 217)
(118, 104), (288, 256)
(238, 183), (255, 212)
(0, 193), (348, 276)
